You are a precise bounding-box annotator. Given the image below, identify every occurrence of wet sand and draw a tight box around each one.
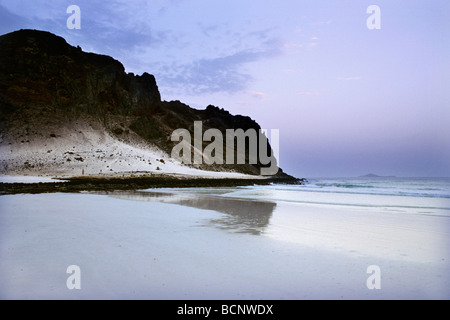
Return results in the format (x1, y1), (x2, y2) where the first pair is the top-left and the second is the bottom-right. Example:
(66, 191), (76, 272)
(0, 189), (448, 299)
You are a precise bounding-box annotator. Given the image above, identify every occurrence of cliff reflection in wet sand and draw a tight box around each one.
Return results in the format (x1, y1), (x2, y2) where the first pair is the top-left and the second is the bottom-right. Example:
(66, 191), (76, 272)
(101, 190), (276, 235)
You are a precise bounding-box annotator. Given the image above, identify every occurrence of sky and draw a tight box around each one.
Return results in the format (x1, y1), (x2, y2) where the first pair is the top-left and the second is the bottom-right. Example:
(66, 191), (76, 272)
(1, 0), (449, 178)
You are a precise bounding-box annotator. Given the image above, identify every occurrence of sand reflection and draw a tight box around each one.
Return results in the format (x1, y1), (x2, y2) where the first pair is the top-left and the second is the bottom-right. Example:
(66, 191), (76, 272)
(101, 190), (276, 235)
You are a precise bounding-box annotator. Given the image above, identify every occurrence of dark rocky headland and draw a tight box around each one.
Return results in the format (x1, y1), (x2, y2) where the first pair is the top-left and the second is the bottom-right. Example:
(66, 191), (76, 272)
(0, 29), (303, 192)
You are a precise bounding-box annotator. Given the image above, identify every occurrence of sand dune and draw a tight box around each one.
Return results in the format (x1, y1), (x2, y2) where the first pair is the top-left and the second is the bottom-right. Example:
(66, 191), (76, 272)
(0, 115), (257, 180)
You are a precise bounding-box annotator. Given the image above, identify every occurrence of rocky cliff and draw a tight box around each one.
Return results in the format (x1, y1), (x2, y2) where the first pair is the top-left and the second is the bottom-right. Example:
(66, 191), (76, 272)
(0, 29), (287, 177)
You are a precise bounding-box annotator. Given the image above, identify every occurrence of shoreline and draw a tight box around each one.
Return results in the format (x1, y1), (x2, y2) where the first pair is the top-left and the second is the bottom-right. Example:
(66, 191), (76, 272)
(0, 174), (305, 195)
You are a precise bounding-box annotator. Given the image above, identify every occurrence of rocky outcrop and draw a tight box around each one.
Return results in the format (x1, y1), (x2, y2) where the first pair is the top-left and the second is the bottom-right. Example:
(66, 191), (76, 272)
(0, 29), (288, 177)
(0, 30), (161, 120)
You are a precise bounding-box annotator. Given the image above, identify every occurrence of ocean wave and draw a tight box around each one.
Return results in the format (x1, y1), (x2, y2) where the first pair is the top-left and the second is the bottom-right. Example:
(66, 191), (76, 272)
(292, 178), (450, 199)
(315, 183), (375, 189)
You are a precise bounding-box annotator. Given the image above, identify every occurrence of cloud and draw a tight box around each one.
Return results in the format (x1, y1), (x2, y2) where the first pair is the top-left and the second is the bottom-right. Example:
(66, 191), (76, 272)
(311, 20), (332, 26)
(157, 32), (283, 95)
(284, 41), (318, 53)
(0, 4), (30, 34)
(0, 0), (160, 55)
(0, 0), (60, 20)
(250, 92), (266, 100)
(306, 42), (318, 49)
(159, 47), (279, 95)
(337, 76), (362, 81)
(282, 68), (297, 74)
(234, 100), (250, 106)
(198, 23), (220, 38)
(296, 91), (319, 96)
(0, 0), (284, 96)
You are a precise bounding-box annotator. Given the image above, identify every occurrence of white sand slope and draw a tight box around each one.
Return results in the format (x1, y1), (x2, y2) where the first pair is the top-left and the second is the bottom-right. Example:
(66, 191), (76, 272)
(0, 117), (258, 180)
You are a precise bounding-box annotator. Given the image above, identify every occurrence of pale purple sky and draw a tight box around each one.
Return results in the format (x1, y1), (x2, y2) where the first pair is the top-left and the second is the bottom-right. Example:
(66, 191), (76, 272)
(1, 0), (449, 177)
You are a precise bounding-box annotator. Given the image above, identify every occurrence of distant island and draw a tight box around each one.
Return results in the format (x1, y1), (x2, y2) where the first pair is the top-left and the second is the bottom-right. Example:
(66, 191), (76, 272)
(359, 174), (396, 178)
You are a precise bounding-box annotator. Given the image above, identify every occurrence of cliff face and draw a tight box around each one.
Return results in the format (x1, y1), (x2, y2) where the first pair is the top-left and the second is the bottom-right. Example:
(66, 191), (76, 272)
(0, 29), (161, 122)
(0, 29), (282, 176)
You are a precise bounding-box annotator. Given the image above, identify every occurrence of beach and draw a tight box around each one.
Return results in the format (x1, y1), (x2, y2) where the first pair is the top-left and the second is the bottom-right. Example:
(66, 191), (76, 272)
(1, 1), (449, 303)
(0, 178), (449, 300)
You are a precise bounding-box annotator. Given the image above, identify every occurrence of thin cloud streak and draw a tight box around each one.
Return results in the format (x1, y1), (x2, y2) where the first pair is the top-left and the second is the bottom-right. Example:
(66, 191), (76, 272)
(336, 76), (362, 81)
(159, 42), (283, 95)
(297, 91), (320, 96)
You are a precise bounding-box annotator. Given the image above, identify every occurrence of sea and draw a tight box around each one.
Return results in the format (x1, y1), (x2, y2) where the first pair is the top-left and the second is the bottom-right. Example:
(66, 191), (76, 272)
(213, 177), (450, 217)
(298, 177), (450, 199)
